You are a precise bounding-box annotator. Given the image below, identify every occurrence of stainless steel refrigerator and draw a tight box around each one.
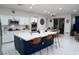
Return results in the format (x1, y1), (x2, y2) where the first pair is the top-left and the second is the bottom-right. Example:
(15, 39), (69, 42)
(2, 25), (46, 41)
(0, 19), (2, 55)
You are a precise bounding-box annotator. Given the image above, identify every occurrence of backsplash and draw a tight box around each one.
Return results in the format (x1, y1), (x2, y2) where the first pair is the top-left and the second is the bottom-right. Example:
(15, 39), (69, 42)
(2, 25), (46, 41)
(2, 25), (30, 31)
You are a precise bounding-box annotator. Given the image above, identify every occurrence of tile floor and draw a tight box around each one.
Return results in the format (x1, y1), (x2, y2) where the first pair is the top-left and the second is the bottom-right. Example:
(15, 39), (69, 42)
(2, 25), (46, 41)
(2, 31), (79, 55)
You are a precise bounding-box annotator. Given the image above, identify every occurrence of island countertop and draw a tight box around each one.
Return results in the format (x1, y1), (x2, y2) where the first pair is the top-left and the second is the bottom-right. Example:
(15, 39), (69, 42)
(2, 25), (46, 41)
(14, 31), (58, 41)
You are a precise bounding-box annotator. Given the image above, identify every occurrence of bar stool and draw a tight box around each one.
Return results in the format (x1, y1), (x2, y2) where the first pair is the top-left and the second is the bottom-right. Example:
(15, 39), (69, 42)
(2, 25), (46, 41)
(31, 37), (41, 45)
(45, 34), (53, 54)
(54, 31), (60, 48)
(45, 34), (53, 40)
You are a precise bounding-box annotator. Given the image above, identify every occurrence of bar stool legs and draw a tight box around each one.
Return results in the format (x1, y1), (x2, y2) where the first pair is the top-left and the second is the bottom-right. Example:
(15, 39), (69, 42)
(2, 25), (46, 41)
(54, 35), (60, 49)
(56, 37), (60, 47)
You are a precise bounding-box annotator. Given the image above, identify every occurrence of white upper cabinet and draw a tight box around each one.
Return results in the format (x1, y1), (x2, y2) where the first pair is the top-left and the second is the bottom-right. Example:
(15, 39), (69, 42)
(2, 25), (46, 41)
(1, 15), (13, 25)
(0, 15), (30, 25)
(31, 17), (38, 23)
(19, 17), (30, 25)
(13, 16), (20, 21)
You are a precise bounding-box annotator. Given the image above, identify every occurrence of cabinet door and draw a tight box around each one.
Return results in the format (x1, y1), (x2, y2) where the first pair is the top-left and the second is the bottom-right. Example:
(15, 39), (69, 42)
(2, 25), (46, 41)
(53, 18), (59, 29)
(1, 15), (13, 25)
(20, 17), (29, 25)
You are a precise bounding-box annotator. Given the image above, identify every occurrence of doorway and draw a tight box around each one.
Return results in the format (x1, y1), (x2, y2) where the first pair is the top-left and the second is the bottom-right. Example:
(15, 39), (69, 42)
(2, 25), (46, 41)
(54, 18), (65, 34)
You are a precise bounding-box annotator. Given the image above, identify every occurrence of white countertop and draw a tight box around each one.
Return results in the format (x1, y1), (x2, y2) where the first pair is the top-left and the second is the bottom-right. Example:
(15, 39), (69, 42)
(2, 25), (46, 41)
(14, 31), (58, 41)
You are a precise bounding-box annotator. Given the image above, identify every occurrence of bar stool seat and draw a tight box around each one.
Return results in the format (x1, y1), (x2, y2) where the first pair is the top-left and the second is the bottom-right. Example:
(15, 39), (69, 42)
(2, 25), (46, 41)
(45, 34), (53, 40)
(31, 37), (41, 45)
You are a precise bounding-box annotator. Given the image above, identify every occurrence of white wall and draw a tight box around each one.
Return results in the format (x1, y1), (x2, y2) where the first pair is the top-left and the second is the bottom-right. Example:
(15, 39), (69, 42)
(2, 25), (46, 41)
(64, 15), (71, 35)
(70, 15), (75, 30)
(47, 17), (54, 28)
(37, 17), (46, 30)
(72, 16), (75, 25)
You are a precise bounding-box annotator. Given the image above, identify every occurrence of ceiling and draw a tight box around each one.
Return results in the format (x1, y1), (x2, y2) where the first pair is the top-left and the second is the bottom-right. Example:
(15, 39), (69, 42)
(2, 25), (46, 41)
(0, 4), (79, 16)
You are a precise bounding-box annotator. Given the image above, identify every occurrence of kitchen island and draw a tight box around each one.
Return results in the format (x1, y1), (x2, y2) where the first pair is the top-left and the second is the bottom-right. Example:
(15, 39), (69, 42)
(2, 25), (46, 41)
(14, 31), (57, 55)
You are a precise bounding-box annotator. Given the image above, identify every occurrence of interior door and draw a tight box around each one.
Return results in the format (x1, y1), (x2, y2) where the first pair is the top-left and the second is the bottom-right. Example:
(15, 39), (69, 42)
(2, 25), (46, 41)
(53, 18), (59, 29)
(59, 18), (64, 34)
(54, 18), (64, 34)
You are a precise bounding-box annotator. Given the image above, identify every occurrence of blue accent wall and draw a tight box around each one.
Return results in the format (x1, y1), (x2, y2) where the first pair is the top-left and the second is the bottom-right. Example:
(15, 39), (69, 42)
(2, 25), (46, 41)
(75, 16), (79, 32)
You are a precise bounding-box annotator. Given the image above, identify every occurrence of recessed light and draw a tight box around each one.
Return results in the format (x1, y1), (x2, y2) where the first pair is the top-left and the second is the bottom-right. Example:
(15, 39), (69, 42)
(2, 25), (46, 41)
(73, 10), (77, 12)
(59, 8), (63, 10)
(29, 6), (33, 9)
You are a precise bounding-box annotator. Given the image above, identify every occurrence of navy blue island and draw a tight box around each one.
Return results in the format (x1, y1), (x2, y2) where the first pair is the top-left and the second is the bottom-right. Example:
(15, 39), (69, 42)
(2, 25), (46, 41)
(14, 31), (57, 55)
